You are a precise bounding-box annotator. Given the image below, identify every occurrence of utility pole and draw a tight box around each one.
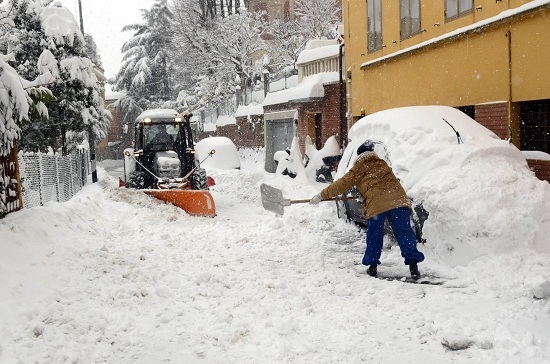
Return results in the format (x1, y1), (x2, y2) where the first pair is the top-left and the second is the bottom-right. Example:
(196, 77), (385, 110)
(78, 0), (98, 183)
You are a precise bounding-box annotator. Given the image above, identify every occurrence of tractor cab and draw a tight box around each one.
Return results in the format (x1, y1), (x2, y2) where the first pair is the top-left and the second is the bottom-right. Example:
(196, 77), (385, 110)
(125, 109), (207, 190)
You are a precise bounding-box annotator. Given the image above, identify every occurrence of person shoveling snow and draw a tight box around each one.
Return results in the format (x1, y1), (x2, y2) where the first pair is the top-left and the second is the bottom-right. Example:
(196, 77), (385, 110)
(310, 140), (425, 280)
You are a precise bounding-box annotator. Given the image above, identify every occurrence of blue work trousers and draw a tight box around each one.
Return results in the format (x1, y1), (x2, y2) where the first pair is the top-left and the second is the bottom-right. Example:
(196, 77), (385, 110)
(362, 207), (425, 266)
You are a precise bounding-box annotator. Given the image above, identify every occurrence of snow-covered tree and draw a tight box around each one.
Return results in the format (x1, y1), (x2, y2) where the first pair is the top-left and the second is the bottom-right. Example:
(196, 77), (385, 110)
(114, 0), (174, 123)
(196, 0), (247, 21)
(38, 2), (108, 154)
(169, 1), (265, 111)
(295, 0), (341, 40)
(83, 34), (102, 68)
(264, 17), (307, 72)
(1, 0), (108, 154)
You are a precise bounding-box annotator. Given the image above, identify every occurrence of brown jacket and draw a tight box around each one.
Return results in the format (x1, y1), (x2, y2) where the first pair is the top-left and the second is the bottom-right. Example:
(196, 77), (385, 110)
(320, 152), (410, 219)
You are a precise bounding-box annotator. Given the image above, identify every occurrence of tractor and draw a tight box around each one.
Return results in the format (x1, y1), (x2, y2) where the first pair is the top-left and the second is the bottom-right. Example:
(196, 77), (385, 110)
(123, 109), (215, 216)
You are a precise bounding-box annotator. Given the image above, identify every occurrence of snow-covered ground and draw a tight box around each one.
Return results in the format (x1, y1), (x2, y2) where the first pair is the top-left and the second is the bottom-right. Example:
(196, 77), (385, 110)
(1, 148), (550, 363)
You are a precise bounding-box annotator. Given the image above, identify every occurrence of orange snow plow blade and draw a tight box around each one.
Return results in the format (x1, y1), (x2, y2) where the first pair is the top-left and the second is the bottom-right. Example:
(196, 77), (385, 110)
(144, 189), (216, 217)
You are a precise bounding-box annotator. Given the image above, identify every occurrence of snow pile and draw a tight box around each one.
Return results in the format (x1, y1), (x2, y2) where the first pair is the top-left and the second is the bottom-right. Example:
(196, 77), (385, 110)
(195, 137), (241, 170)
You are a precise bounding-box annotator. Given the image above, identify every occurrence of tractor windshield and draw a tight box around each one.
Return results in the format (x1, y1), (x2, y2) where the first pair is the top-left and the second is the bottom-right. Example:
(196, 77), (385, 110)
(143, 123), (179, 150)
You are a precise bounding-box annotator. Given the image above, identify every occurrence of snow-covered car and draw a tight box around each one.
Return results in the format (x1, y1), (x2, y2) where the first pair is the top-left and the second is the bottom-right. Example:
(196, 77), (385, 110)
(195, 136), (241, 169)
(335, 105), (530, 247)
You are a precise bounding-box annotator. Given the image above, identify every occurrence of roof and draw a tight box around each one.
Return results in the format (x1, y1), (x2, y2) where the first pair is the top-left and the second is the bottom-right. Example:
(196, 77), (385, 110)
(235, 104), (264, 117)
(296, 43), (341, 66)
(262, 72), (340, 107)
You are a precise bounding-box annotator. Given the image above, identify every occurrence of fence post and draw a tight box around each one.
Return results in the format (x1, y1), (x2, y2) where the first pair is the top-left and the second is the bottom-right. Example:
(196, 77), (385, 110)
(11, 142), (23, 211)
(38, 154), (44, 206)
(55, 155), (61, 202)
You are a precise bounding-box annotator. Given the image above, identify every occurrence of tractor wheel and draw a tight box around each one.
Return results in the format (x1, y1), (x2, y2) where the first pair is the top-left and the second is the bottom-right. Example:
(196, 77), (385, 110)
(126, 171), (145, 189)
(190, 168), (208, 190)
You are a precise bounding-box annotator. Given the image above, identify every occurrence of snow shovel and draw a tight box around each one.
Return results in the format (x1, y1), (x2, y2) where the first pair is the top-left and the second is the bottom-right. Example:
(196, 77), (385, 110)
(260, 183), (358, 215)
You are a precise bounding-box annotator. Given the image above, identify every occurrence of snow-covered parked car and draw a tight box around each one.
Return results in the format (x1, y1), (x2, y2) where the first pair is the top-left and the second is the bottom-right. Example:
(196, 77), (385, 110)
(335, 105), (535, 258)
(195, 136), (240, 169)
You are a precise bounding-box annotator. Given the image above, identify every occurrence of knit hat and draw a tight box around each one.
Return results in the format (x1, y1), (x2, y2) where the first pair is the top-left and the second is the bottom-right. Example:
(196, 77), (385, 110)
(356, 140), (375, 155)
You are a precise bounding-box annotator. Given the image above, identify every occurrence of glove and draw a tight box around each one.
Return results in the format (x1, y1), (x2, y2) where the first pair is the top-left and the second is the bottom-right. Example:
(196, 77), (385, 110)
(310, 193), (322, 205)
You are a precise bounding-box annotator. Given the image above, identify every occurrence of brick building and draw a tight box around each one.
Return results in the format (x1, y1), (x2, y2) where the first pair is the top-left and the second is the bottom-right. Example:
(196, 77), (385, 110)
(95, 91), (132, 161)
(248, 0), (295, 21)
(262, 39), (345, 172)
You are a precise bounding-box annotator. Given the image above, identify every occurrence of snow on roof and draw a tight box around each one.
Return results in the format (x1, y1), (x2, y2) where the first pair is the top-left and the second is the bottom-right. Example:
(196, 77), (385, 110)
(262, 72), (339, 107)
(40, 2), (84, 47)
(136, 109), (179, 121)
(235, 104), (264, 117)
(523, 150), (550, 161)
(361, 0), (550, 68)
(305, 39), (338, 50)
(216, 115), (236, 126)
(203, 123), (216, 132)
(296, 43), (341, 65)
(105, 91), (125, 102)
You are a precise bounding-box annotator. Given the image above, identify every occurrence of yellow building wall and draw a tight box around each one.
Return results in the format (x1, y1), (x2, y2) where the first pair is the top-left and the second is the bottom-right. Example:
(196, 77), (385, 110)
(343, 0), (550, 118)
(510, 11), (550, 101)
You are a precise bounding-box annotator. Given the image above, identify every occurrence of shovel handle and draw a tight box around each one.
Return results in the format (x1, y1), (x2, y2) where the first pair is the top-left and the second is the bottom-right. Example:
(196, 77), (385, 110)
(288, 196), (359, 205)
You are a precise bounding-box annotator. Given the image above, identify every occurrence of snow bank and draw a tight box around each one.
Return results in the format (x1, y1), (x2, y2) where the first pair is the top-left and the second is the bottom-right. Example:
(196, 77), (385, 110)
(196, 137), (240, 169)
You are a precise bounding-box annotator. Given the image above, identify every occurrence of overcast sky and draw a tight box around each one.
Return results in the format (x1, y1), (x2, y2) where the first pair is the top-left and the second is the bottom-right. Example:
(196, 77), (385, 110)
(57, 0), (154, 80)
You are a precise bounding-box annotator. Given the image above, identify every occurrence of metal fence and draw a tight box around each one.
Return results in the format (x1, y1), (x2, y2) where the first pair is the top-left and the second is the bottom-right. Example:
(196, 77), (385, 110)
(18, 151), (89, 209)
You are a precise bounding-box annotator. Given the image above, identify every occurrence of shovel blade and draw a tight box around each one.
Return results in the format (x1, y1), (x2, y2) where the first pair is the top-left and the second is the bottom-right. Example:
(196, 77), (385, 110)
(260, 183), (287, 215)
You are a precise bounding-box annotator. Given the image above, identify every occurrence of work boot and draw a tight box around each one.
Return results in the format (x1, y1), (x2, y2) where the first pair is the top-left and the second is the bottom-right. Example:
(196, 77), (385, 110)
(409, 262), (421, 280)
(367, 264), (377, 277)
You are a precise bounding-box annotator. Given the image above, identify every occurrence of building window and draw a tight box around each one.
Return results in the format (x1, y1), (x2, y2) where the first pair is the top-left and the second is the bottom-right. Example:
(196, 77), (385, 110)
(445, 0), (473, 20)
(520, 100), (550, 154)
(367, 0), (383, 52)
(400, 0), (420, 39)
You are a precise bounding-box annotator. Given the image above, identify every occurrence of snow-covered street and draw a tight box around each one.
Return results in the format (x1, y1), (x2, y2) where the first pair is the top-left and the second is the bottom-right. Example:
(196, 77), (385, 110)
(1, 150), (550, 363)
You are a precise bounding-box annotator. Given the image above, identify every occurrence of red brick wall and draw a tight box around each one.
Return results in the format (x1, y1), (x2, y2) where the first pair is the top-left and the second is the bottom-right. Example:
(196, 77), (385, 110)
(475, 103), (508, 139)
(322, 83), (343, 144)
(263, 83), (344, 154)
(235, 115), (265, 148)
(527, 159), (550, 183)
(203, 116), (265, 150)
(96, 103), (132, 160)
(215, 124), (239, 143)
(295, 100), (323, 152)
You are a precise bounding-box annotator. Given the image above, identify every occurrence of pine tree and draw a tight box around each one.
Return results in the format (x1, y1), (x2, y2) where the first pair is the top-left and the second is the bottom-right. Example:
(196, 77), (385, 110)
(114, 0), (174, 122)
(1, 0), (108, 154)
(3, 0), (59, 151)
(83, 34), (102, 68)
(39, 2), (108, 154)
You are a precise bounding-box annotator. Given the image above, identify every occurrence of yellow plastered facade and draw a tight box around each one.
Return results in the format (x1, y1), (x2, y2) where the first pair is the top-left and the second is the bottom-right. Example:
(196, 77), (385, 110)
(343, 0), (550, 141)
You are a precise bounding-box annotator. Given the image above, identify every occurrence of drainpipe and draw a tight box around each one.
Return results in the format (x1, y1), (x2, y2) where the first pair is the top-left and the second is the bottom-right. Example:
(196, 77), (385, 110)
(506, 30), (513, 144)
(338, 42), (347, 149)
